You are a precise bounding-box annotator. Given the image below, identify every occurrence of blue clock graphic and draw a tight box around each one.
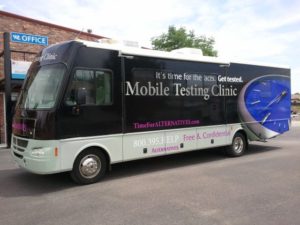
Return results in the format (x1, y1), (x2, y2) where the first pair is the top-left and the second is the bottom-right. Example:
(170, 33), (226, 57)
(238, 75), (291, 139)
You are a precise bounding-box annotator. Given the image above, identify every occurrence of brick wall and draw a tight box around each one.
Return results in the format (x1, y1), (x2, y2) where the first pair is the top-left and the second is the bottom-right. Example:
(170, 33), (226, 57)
(0, 11), (105, 144)
(0, 12), (104, 79)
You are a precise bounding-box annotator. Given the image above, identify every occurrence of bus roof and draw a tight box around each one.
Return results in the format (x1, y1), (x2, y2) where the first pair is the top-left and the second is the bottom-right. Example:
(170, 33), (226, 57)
(77, 40), (290, 69)
(78, 40), (229, 65)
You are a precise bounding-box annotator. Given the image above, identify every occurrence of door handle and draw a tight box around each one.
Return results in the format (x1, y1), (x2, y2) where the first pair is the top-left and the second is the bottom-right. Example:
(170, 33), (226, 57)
(72, 106), (80, 115)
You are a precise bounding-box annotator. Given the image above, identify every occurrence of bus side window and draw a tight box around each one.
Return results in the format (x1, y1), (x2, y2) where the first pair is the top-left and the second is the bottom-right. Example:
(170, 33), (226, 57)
(95, 71), (112, 105)
(65, 69), (112, 106)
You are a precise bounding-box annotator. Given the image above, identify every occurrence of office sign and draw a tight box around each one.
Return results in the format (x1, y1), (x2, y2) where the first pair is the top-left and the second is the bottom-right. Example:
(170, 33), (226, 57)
(11, 32), (48, 46)
(11, 60), (31, 79)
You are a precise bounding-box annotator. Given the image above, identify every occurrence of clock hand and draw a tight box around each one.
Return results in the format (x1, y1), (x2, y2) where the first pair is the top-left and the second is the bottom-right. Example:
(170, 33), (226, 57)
(275, 90), (287, 103)
(261, 112), (271, 124)
(263, 90), (287, 110)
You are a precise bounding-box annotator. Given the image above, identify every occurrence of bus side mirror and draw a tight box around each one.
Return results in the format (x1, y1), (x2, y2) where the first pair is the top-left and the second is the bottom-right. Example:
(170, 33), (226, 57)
(76, 88), (86, 105)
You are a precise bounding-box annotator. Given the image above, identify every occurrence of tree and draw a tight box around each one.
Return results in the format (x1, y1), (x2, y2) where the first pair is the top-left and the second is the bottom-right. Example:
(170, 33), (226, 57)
(151, 26), (218, 56)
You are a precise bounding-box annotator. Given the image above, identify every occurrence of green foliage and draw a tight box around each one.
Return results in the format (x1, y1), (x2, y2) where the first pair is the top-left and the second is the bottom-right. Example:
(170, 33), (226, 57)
(151, 26), (218, 56)
(292, 105), (300, 113)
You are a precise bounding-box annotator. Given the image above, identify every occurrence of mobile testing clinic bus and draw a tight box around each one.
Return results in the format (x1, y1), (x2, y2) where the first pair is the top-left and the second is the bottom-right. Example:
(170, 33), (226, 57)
(11, 40), (291, 184)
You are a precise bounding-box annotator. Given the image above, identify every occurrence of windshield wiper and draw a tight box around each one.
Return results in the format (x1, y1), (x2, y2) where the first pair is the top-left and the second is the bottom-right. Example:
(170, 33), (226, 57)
(32, 103), (39, 109)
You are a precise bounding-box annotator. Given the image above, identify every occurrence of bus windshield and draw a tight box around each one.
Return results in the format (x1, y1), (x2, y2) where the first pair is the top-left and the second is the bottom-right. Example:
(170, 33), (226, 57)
(19, 63), (66, 109)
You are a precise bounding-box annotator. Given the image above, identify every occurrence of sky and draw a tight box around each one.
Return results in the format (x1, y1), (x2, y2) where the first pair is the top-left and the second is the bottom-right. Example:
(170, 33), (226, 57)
(1, 0), (300, 93)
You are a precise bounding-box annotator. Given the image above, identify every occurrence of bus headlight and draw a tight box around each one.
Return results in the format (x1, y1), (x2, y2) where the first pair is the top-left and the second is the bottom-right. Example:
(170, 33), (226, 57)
(31, 147), (50, 157)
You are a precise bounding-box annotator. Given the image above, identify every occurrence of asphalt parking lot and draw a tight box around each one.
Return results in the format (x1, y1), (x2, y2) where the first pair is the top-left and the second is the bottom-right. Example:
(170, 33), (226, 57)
(1, 122), (300, 225)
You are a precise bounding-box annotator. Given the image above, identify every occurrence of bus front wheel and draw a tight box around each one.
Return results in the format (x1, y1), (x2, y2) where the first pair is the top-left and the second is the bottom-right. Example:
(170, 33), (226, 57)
(71, 148), (107, 184)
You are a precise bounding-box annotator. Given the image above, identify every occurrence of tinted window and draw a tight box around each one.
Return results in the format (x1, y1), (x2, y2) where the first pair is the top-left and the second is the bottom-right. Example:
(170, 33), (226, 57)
(65, 69), (112, 106)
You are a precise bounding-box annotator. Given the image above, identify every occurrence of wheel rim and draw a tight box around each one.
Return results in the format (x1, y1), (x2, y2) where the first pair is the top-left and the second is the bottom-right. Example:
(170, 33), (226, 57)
(79, 154), (101, 179)
(233, 136), (244, 154)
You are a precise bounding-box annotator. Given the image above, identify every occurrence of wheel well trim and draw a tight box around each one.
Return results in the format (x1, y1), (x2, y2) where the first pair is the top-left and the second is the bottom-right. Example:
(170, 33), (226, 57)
(73, 143), (112, 166)
(232, 128), (248, 146)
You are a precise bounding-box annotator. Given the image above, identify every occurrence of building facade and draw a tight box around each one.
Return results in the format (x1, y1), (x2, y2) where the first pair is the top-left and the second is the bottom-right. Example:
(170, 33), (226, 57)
(0, 10), (105, 146)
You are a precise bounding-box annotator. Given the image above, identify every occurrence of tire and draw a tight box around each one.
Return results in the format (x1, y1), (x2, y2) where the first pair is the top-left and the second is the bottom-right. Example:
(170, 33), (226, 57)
(71, 148), (107, 185)
(226, 132), (247, 157)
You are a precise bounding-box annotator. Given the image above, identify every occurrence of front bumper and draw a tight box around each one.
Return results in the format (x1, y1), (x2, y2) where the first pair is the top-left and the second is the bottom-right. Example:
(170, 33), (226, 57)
(11, 135), (61, 174)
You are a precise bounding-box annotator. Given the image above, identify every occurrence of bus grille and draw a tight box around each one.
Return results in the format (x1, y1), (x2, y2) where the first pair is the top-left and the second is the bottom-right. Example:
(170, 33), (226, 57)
(13, 152), (23, 159)
(12, 137), (28, 153)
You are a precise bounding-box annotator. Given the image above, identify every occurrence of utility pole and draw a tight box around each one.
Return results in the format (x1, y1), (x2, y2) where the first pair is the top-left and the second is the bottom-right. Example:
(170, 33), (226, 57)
(4, 32), (12, 147)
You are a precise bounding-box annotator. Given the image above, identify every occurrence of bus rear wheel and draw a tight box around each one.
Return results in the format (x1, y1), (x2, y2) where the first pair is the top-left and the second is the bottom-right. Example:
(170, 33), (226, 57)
(226, 132), (247, 157)
(71, 149), (107, 184)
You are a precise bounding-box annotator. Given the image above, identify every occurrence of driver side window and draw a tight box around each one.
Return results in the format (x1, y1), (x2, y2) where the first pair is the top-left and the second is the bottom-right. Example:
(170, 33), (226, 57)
(65, 69), (112, 106)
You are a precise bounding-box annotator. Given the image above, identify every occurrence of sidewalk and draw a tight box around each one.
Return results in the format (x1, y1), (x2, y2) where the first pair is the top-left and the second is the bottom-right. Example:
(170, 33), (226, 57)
(291, 120), (300, 127)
